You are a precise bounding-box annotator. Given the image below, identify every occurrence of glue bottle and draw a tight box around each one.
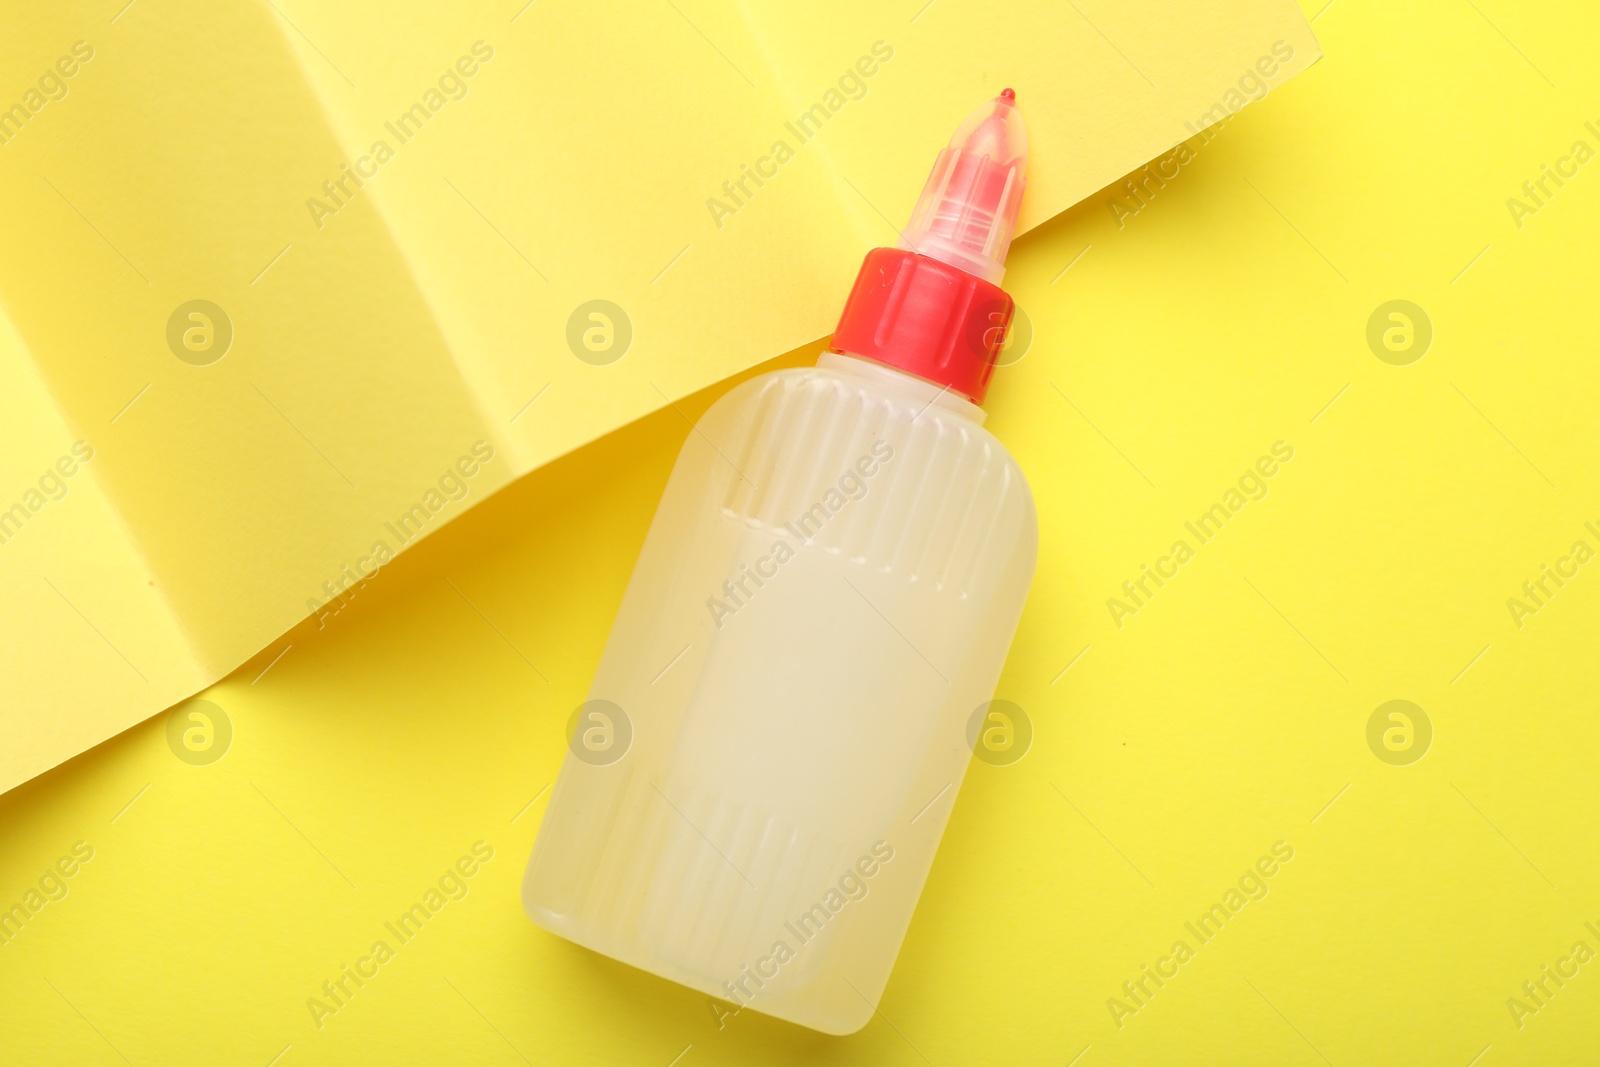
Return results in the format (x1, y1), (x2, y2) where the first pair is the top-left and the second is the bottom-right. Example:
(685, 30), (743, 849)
(524, 90), (1037, 1034)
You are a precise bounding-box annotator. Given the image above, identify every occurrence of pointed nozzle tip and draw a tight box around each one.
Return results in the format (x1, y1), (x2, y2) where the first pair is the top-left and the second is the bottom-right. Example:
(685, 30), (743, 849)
(899, 90), (1030, 284)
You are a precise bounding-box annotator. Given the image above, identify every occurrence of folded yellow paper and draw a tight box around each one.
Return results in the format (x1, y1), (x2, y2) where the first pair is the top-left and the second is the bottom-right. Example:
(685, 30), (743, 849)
(0, 0), (1318, 793)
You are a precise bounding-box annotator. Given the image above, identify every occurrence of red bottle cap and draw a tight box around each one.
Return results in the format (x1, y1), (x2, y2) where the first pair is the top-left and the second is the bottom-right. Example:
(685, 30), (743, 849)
(831, 248), (1012, 404)
(829, 91), (1027, 405)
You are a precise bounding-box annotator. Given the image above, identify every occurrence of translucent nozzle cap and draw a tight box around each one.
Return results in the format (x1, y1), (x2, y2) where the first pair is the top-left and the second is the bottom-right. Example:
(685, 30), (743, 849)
(898, 89), (1028, 285)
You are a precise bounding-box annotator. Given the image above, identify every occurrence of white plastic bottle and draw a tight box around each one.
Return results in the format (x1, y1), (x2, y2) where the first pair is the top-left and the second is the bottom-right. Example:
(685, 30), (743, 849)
(525, 90), (1037, 1034)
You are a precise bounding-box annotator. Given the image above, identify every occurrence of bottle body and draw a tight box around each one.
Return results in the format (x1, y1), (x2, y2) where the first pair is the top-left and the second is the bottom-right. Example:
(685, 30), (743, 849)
(523, 352), (1036, 1033)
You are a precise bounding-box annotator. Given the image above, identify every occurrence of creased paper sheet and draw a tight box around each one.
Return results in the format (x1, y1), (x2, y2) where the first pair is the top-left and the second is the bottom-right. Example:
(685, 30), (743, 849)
(0, 0), (1318, 792)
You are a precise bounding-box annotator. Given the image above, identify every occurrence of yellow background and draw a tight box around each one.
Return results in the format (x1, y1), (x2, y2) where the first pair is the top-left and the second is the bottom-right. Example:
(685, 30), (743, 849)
(4, 1), (1600, 1065)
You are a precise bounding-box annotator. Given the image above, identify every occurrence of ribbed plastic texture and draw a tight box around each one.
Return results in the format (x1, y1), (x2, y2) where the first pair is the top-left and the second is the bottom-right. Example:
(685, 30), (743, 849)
(523, 354), (1036, 1033)
(898, 89), (1028, 284)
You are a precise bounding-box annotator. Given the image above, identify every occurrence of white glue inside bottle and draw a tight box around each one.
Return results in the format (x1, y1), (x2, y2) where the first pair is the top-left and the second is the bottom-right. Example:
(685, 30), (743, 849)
(525, 90), (1037, 1035)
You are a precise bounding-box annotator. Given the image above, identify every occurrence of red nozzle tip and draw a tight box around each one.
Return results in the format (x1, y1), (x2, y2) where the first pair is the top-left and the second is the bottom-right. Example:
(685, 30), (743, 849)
(999, 87), (1015, 103)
